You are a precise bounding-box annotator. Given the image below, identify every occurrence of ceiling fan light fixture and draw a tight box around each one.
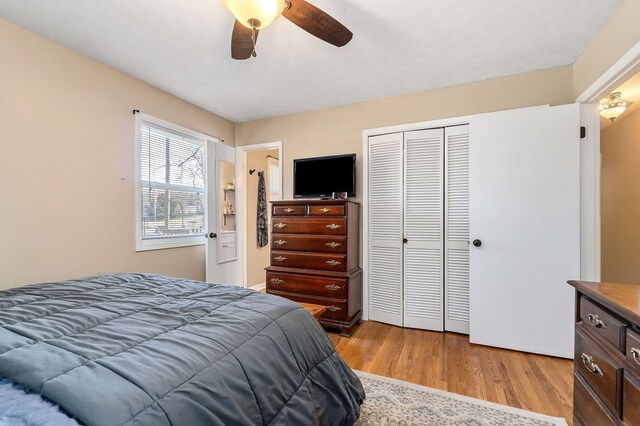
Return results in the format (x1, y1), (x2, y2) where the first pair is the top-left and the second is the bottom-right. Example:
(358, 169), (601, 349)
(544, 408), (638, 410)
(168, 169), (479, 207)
(600, 92), (634, 122)
(223, 0), (286, 29)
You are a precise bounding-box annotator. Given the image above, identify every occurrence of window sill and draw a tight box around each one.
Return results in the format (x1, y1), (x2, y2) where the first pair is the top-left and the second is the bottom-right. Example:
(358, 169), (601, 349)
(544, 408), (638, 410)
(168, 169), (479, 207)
(136, 237), (206, 252)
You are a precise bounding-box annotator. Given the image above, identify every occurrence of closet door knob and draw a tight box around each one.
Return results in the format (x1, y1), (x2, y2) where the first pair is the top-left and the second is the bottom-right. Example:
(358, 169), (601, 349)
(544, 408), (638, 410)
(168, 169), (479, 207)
(472, 239), (482, 247)
(209, 232), (217, 239)
(402, 238), (408, 243)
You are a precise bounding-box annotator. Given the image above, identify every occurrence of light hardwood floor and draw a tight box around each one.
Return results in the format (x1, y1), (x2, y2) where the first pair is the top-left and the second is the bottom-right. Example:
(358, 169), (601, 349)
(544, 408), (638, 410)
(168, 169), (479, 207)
(328, 321), (574, 424)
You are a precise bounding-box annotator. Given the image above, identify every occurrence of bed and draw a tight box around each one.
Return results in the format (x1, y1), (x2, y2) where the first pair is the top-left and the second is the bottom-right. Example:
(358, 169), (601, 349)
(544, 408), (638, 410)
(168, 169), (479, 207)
(0, 273), (364, 425)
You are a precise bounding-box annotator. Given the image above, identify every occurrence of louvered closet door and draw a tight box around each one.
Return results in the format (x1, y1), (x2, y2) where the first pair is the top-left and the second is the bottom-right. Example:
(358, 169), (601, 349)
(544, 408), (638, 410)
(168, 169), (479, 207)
(403, 129), (444, 331)
(444, 125), (470, 334)
(368, 133), (404, 327)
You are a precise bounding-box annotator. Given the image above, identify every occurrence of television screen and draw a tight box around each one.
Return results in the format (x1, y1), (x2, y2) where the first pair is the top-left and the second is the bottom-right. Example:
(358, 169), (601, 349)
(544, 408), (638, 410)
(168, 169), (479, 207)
(294, 154), (356, 198)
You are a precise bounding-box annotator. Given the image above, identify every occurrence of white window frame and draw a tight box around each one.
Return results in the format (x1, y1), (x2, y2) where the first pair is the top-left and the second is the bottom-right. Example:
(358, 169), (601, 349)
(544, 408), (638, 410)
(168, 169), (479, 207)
(134, 112), (217, 251)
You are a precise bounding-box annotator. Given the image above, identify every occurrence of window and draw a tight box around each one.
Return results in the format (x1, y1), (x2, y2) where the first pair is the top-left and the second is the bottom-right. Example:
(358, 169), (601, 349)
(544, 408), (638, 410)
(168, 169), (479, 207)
(135, 113), (213, 251)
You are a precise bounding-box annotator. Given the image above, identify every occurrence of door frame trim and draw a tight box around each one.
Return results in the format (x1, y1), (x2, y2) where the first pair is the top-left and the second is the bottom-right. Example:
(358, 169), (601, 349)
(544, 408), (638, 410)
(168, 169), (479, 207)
(575, 40), (640, 282)
(236, 141), (283, 288)
(576, 41), (640, 104)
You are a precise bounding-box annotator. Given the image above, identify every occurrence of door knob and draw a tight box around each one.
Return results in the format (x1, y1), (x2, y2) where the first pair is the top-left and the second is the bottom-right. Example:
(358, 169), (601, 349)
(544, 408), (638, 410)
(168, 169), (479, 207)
(209, 232), (217, 239)
(472, 239), (482, 247)
(402, 238), (408, 243)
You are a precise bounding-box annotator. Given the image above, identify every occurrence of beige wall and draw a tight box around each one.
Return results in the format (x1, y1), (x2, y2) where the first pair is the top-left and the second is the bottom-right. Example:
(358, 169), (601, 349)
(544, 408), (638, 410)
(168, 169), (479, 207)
(236, 66), (574, 201)
(0, 18), (235, 289)
(5, 1), (640, 290)
(245, 149), (278, 286)
(601, 108), (640, 284)
(573, 1), (640, 98)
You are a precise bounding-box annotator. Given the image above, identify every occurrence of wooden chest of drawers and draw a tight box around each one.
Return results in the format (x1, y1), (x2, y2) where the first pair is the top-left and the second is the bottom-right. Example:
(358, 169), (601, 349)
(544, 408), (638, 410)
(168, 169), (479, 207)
(266, 200), (362, 337)
(568, 280), (640, 425)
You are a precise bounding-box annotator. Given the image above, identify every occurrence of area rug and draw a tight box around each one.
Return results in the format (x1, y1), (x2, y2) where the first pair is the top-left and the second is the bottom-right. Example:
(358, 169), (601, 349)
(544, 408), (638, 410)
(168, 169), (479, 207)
(355, 371), (568, 425)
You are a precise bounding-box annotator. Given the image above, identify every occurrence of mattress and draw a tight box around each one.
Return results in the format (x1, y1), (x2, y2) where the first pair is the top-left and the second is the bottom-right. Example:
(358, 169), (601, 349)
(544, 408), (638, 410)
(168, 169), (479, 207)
(0, 273), (364, 425)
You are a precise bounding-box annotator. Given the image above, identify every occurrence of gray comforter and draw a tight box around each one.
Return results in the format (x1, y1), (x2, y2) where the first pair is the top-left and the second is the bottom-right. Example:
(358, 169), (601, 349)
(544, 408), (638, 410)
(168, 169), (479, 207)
(0, 273), (364, 425)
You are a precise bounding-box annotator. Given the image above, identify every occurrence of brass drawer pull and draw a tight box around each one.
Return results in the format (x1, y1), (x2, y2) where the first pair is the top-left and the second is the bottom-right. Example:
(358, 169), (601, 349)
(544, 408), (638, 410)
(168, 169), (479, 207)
(326, 305), (341, 312)
(325, 260), (341, 267)
(581, 353), (604, 376)
(632, 348), (640, 365)
(270, 278), (284, 285)
(283, 208), (295, 213)
(325, 284), (341, 291)
(273, 256), (287, 262)
(319, 208), (332, 213)
(325, 242), (342, 248)
(273, 240), (287, 246)
(274, 223), (287, 229)
(326, 224), (341, 230)
(587, 313), (607, 329)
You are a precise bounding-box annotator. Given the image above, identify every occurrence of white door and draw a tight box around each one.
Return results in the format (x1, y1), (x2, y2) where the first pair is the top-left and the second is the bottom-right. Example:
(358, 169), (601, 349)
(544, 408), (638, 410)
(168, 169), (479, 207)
(367, 132), (404, 327)
(444, 125), (470, 334)
(469, 104), (580, 358)
(206, 142), (241, 285)
(403, 129), (444, 330)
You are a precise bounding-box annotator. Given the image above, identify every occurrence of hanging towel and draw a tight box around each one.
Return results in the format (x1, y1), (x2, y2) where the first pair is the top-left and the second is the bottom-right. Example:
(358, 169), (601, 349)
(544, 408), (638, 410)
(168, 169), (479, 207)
(257, 171), (268, 247)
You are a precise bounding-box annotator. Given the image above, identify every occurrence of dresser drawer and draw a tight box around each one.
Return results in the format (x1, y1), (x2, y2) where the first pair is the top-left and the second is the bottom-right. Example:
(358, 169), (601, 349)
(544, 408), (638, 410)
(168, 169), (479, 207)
(624, 371), (640, 425)
(271, 251), (347, 272)
(271, 234), (347, 253)
(574, 373), (619, 426)
(273, 205), (306, 216)
(580, 296), (627, 351)
(271, 218), (347, 235)
(626, 328), (640, 375)
(308, 204), (345, 216)
(268, 290), (349, 321)
(575, 325), (622, 415)
(266, 272), (348, 298)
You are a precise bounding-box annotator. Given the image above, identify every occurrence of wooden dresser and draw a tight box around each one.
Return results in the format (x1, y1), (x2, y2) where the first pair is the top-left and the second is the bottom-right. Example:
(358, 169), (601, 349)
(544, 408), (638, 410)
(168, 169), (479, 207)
(567, 280), (640, 425)
(266, 200), (362, 337)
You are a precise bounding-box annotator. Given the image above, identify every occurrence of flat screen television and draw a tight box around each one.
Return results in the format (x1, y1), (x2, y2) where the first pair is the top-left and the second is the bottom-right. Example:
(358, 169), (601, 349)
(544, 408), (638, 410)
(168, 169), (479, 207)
(293, 154), (356, 199)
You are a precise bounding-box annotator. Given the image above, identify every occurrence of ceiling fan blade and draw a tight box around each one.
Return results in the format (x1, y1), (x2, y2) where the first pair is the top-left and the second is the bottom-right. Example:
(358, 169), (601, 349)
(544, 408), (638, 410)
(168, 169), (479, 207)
(283, 0), (352, 47)
(231, 20), (258, 60)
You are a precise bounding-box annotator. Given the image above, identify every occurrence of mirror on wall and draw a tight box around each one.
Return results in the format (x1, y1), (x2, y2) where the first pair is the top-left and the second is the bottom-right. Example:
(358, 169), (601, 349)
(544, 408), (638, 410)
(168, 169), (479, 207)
(218, 160), (237, 263)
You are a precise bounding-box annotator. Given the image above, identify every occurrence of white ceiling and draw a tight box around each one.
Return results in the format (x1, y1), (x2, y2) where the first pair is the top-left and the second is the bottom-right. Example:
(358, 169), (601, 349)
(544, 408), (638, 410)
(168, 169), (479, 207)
(0, 0), (623, 122)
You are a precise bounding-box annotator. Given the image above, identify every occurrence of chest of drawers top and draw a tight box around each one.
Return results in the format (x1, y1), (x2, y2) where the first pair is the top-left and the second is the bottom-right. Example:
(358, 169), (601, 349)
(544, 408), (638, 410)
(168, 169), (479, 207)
(569, 281), (640, 328)
(271, 200), (358, 217)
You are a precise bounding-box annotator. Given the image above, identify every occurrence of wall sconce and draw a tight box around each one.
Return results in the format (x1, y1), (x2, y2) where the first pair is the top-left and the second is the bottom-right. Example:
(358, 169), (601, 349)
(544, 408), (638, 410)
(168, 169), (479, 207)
(600, 92), (634, 122)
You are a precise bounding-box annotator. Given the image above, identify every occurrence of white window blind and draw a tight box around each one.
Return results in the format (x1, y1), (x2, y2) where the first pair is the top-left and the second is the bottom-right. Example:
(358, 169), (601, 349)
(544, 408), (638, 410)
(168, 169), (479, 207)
(137, 118), (207, 250)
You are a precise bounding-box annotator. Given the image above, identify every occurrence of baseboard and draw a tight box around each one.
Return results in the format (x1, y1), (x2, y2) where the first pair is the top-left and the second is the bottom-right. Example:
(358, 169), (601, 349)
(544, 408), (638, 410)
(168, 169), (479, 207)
(249, 282), (266, 292)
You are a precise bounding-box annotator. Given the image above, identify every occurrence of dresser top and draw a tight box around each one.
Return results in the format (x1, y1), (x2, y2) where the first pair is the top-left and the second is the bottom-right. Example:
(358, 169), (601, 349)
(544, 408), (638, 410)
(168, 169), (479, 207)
(271, 199), (359, 206)
(568, 280), (640, 325)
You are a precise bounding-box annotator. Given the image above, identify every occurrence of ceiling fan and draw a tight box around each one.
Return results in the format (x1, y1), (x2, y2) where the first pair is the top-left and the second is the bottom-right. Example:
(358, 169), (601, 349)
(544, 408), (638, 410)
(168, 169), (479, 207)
(223, 0), (353, 60)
